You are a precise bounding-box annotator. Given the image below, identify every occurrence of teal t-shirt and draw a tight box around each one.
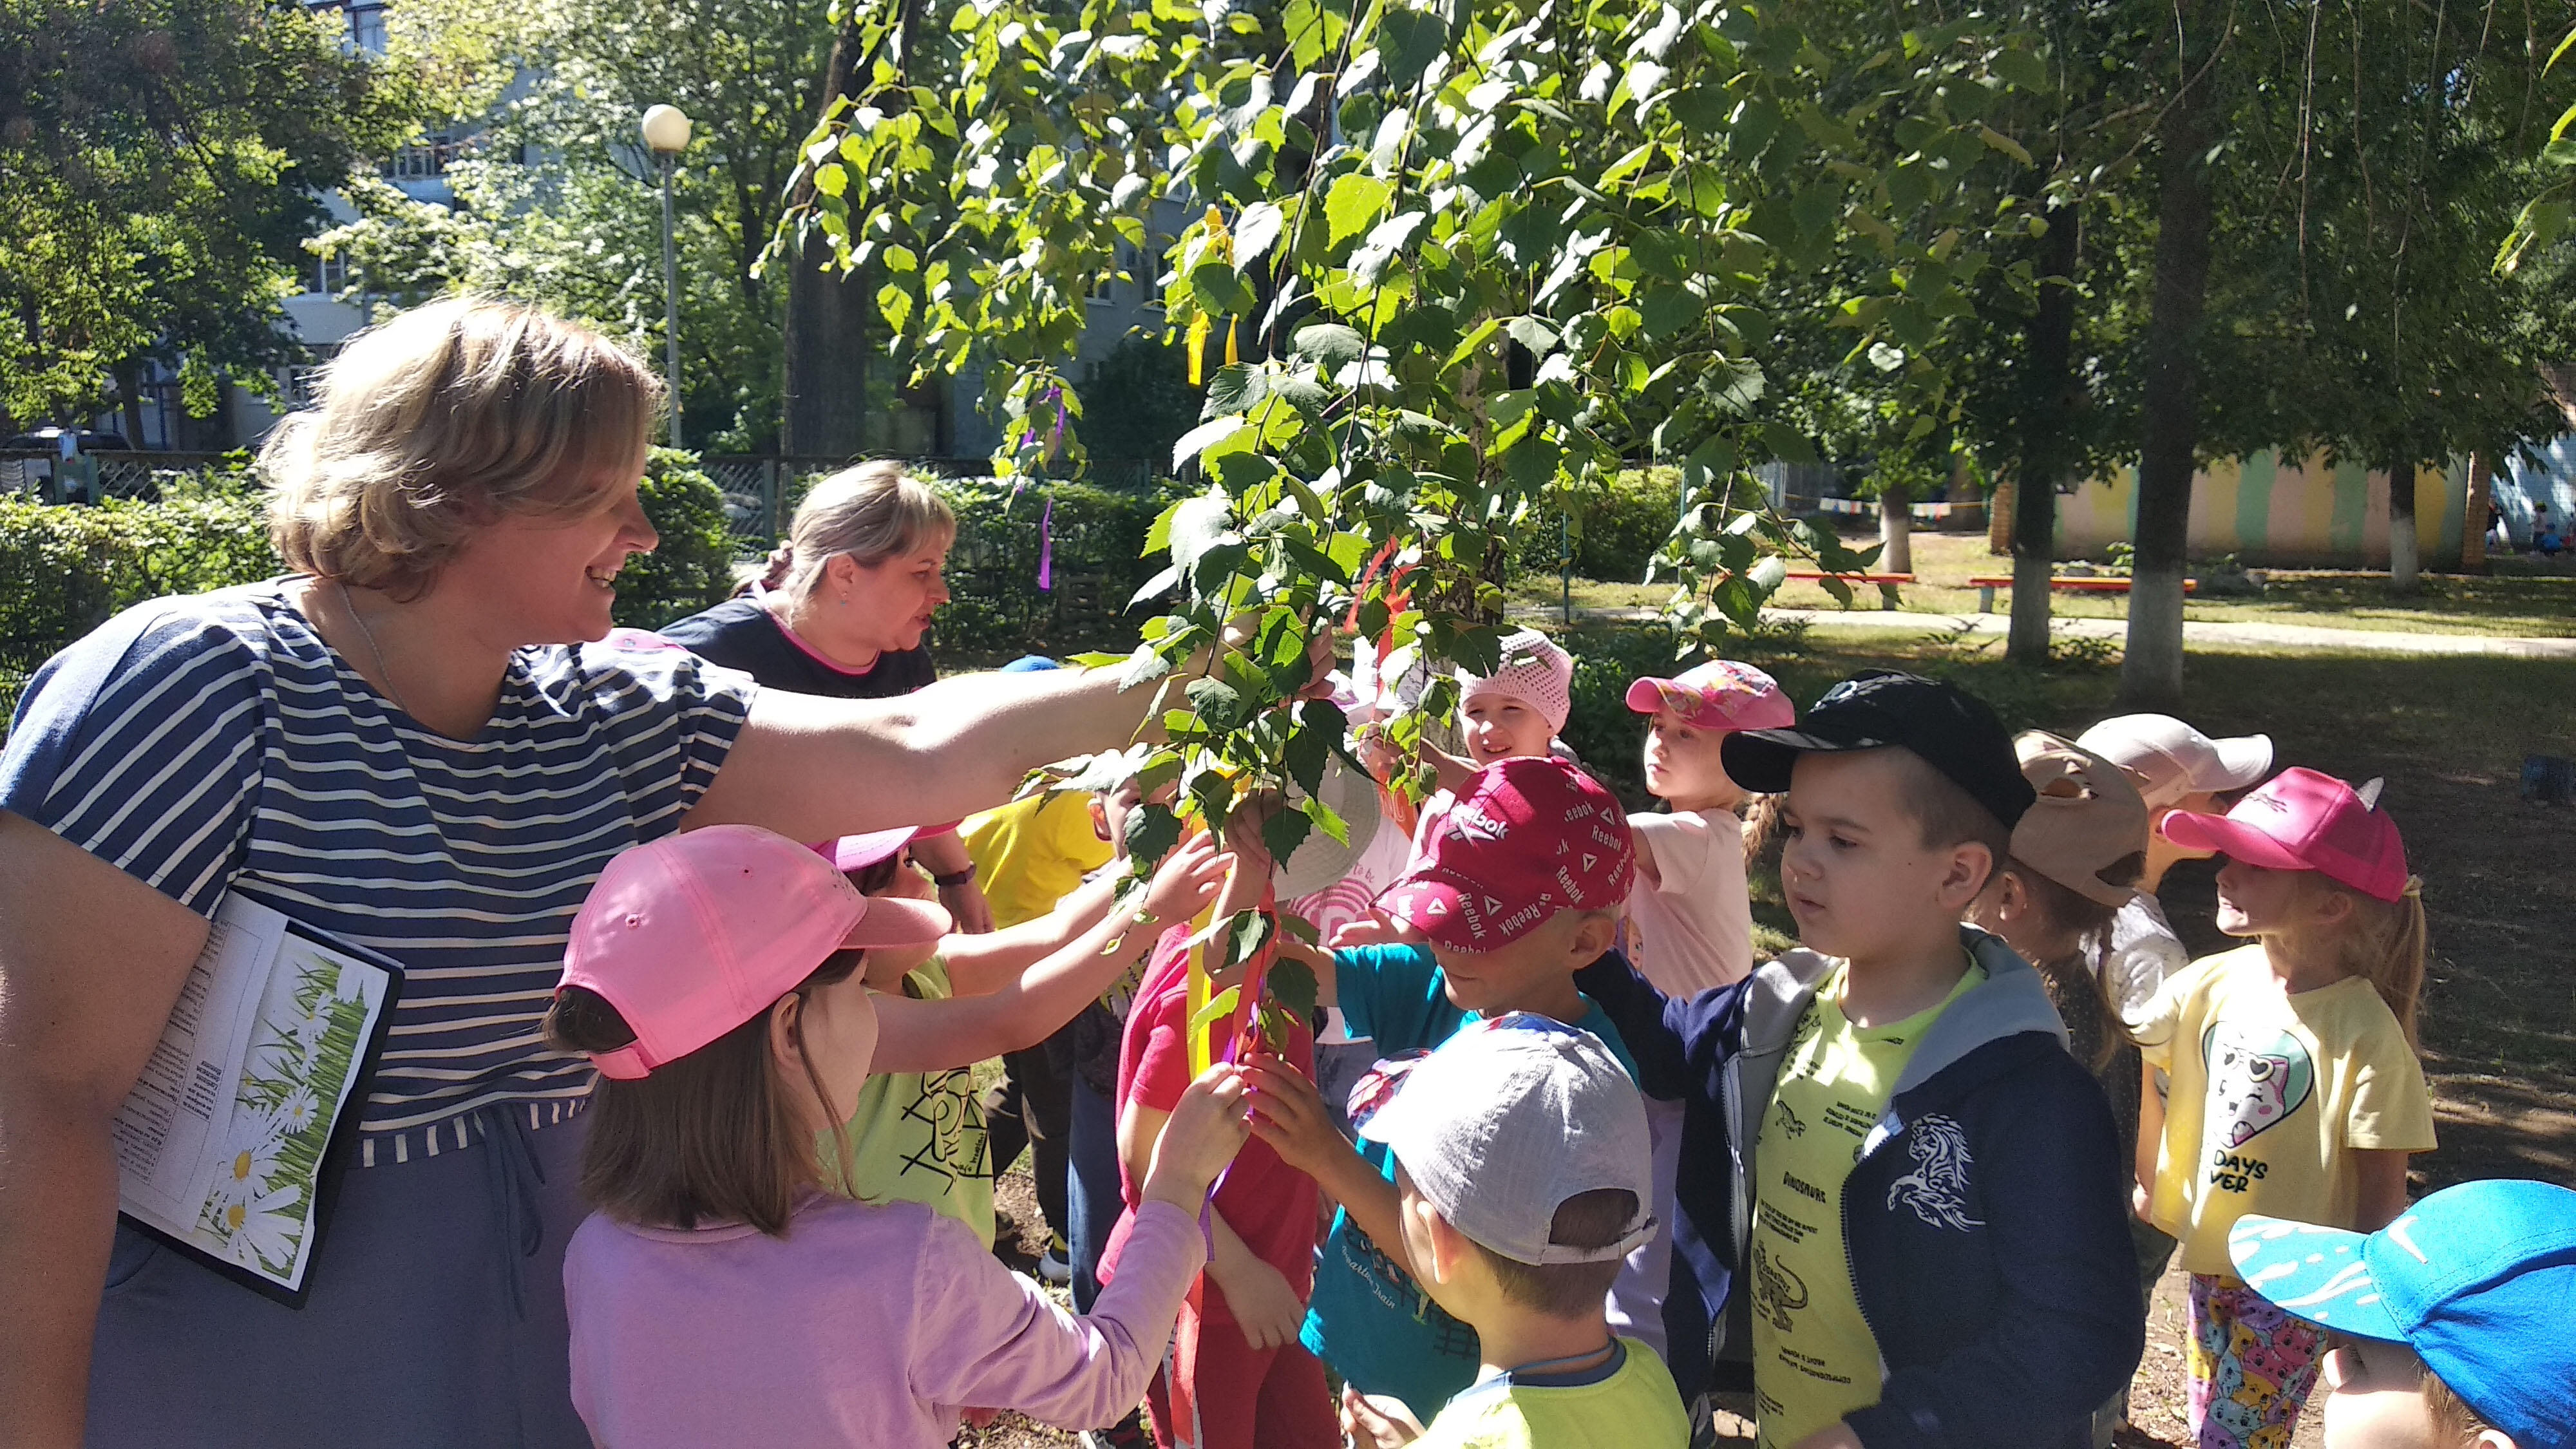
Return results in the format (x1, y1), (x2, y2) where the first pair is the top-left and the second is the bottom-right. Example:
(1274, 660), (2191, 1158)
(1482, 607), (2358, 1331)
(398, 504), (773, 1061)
(1300, 943), (1642, 1423)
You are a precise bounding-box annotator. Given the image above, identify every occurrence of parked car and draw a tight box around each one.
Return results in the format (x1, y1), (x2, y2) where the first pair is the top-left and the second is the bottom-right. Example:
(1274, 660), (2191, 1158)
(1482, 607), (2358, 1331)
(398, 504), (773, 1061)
(3, 426), (133, 452)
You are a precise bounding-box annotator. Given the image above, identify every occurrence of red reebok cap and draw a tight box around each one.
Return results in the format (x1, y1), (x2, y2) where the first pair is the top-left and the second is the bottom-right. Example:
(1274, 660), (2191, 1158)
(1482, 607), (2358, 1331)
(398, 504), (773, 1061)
(1378, 757), (1636, 950)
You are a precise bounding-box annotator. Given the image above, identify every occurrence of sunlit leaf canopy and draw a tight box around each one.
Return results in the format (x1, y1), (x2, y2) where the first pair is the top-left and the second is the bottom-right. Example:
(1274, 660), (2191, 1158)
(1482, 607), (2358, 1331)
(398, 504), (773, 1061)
(778, 0), (2049, 865)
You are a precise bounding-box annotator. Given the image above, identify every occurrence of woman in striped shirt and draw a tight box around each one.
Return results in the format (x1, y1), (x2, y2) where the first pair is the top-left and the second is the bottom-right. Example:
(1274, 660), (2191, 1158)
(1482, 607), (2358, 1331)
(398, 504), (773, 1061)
(0, 298), (1239, 1449)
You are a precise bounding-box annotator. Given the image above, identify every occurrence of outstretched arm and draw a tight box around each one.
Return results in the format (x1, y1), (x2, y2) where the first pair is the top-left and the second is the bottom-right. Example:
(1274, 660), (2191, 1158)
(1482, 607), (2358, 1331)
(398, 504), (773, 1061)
(869, 837), (1229, 1074)
(686, 665), (1189, 843)
(940, 873), (1121, 997)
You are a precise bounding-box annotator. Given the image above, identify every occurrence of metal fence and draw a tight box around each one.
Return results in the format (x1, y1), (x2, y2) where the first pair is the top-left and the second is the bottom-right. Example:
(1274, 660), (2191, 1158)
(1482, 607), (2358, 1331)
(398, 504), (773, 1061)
(1, 450), (240, 504)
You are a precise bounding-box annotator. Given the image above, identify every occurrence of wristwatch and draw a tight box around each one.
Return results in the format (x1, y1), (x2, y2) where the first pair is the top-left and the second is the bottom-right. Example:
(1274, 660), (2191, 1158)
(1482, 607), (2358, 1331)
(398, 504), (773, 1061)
(930, 863), (979, 889)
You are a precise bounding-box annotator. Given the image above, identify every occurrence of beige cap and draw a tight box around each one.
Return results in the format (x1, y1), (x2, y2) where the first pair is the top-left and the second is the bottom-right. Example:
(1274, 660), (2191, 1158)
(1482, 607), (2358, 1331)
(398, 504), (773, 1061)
(2074, 714), (2272, 811)
(2010, 732), (2149, 907)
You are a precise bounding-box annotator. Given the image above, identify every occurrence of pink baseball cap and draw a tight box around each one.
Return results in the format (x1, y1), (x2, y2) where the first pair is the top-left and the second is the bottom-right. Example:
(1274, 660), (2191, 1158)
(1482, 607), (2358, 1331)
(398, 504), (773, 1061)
(562, 824), (951, 1080)
(2158, 768), (2410, 902)
(1624, 659), (1795, 732)
(1378, 757), (1635, 950)
(812, 827), (916, 875)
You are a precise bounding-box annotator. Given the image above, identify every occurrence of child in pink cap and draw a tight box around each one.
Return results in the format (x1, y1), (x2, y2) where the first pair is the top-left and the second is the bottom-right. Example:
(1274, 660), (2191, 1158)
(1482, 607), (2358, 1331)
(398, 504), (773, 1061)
(1608, 659), (1792, 1364)
(1619, 658), (1795, 996)
(549, 824), (1255, 1449)
(2132, 768), (2437, 1449)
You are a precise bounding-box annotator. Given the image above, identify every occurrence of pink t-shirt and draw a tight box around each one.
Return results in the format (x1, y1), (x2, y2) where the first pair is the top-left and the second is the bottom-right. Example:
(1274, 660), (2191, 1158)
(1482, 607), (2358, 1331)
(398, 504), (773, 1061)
(1097, 925), (1318, 1325)
(565, 1195), (1205, 1449)
(1620, 809), (1754, 996)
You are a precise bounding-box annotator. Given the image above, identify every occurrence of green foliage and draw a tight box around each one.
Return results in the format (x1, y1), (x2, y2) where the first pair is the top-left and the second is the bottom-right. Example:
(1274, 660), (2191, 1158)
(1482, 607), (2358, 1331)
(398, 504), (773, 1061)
(771, 0), (2049, 889)
(0, 0), (412, 424)
(319, 0), (838, 450)
(0, 489), (279, 717)
(1077, 336), (1202, 478)
(613, 449), (740, 629)
(927, 476), (1177, 659)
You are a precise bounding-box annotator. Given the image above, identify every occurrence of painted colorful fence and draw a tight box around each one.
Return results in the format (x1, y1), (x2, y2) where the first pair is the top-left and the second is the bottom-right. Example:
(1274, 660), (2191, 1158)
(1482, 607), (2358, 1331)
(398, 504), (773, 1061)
(2043, 451), (2467, 567)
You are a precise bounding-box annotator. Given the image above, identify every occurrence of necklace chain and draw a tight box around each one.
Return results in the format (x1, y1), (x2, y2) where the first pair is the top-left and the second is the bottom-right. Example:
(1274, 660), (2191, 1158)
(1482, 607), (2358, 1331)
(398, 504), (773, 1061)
(339, 580), (412, 718)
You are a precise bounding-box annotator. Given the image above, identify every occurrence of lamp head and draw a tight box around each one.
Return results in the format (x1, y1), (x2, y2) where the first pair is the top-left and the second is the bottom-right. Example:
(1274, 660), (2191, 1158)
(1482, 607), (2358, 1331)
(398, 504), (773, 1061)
(640, 104), (693, 155)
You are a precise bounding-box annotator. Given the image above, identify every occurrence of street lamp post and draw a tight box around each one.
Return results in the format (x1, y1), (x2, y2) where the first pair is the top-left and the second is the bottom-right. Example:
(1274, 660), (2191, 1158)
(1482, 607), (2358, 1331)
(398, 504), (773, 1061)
(640, 103), (692, 448)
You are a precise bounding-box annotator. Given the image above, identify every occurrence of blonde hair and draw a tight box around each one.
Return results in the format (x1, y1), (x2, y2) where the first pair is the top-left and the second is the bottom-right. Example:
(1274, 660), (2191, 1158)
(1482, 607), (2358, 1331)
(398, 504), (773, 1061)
(752, 460), (956, 601)
(2304, 873), (2430, 1049)
(261, 297), (664, 598)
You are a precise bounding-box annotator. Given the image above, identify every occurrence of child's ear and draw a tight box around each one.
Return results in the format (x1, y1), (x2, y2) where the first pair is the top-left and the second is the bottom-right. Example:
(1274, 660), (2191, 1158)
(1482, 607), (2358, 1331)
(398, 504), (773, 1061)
(1414, 1196), (1470, 1287)
(766, 993), (804, 1077)
(1938, 841), (1996, 913)
(1090, 793), (1113, 845)
(1566, 909), (1618, 962)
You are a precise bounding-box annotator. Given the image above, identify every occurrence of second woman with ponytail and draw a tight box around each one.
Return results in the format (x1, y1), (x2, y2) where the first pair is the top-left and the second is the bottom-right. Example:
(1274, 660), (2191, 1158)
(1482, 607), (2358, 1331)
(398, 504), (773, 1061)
(661, 461), (998, 933)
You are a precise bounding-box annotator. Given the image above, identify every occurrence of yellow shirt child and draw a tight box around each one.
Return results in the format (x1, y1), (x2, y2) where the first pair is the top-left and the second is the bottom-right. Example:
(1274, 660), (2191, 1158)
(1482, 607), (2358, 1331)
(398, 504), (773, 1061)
(2136, 943), (2436, 1275)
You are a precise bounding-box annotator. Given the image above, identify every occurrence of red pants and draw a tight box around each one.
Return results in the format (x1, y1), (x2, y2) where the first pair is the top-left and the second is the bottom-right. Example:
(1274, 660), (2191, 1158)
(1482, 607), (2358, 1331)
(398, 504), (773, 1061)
(1143, 1313), (1339, 1449)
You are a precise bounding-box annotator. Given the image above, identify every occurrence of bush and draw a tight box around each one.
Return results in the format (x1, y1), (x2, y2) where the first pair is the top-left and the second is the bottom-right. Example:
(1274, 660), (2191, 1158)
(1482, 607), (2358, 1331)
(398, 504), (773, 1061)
(1, 487), (279, 720)
(929, 475), (1177, 663)
(614, 449), (739, 630)
(1515, 468), (1685, 585)
(3, 451), (759, 723)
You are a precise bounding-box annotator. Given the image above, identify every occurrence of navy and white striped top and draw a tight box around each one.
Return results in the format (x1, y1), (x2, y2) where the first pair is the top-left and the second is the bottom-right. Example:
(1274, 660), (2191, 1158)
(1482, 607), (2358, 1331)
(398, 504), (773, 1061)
(0, 581), (755, 1164)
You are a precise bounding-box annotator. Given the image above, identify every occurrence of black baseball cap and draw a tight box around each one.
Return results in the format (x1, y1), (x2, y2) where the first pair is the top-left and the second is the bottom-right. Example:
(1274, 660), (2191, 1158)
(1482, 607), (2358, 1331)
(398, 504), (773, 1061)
(1719, 670), (2036, 829)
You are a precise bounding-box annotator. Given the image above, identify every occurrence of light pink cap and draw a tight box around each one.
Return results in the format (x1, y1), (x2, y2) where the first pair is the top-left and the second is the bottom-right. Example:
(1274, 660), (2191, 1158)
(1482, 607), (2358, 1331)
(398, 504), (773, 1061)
(562, 824), (951, 1080)
(1460, 629), (1575, 735)
(2158, 768), (2409, 902)
(1624, 659), (1795, 732)
(812, 827), (916, 875)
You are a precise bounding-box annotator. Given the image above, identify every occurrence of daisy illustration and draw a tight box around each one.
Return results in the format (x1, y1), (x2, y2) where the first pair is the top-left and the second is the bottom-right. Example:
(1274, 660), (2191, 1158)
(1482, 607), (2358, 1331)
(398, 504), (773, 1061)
(218, 1183), (305, 1273)
(274, 1086), (321, 1137)
(206, 1112), (286, 1213)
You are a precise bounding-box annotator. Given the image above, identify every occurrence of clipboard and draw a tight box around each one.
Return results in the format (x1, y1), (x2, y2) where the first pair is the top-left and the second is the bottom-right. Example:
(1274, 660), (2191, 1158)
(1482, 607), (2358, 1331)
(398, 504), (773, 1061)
(112, 890), (404, 1308)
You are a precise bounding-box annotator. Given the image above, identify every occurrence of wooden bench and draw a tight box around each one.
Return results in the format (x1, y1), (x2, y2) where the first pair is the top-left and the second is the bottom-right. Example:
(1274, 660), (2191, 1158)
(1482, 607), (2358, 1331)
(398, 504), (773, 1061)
(1784, 570), (1916, 610)
(1966, 574), (2197, 612)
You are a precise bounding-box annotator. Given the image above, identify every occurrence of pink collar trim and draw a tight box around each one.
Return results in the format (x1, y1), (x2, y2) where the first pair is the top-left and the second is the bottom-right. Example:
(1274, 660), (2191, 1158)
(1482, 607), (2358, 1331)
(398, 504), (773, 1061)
(750, 585), (884, 678)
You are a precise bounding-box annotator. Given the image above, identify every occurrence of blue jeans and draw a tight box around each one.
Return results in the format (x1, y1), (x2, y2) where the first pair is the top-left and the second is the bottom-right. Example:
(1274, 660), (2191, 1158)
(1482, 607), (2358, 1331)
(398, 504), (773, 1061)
(1066, 1074), (1122, 1314)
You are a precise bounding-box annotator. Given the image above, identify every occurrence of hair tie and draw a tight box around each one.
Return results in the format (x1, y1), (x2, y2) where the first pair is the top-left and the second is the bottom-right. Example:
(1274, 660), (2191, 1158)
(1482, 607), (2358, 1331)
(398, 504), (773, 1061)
(2403, 875), (2423, 899)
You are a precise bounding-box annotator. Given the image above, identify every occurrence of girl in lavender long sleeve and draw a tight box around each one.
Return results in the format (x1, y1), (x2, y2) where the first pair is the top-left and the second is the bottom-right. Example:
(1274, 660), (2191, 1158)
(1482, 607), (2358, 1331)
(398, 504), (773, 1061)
(545, 824), (1253, 1449)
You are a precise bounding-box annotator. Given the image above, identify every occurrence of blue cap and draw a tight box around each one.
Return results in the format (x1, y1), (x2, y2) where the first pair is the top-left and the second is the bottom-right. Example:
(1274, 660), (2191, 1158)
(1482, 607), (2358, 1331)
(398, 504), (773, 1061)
(1000, 655), (1061, 673)
(2229, 1179), (2576, 1449)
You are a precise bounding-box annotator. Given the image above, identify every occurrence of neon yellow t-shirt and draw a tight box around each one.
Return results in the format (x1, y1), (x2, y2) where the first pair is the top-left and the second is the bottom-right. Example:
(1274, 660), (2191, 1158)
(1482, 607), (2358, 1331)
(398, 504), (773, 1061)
(1412, 1338), (1688, 1449)
(958, 792), (1113, 929)
(1750, 961), (1983, 1449)
(2137, 943), (2436, 1274)
(823, 958), (996, 1244)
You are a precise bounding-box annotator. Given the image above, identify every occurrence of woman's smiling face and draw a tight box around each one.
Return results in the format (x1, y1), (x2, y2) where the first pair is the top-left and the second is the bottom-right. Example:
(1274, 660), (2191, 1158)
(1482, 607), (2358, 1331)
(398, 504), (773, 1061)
(437, 459), (658, 645)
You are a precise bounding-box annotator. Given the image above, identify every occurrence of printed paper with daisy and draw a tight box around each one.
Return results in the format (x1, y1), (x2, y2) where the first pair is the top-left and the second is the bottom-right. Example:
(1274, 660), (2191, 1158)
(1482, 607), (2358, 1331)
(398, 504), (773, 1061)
(113, 891), (397, 1300)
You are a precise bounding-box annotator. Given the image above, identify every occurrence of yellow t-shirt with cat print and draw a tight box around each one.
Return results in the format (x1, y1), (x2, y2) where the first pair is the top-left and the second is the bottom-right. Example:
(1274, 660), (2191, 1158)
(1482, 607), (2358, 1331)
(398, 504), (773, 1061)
(2136, 943), (2436, 1274)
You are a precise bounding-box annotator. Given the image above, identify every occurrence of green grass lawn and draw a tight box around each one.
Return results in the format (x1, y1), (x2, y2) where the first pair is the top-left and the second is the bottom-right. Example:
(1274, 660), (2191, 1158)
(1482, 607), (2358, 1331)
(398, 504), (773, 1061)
(1511, 529), (2576, 637)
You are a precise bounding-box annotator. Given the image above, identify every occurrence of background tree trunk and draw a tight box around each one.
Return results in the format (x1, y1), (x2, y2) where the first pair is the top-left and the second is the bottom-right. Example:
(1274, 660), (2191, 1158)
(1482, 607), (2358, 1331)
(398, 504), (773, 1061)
(2462, 452), (2492, 571)
(2386, 459), (2420, 593)
(781, 18), (878, 460)
(1878, 482), (1913, 576)
(2009, 204), (2082, 666)
(2121, 12), (2213, 712)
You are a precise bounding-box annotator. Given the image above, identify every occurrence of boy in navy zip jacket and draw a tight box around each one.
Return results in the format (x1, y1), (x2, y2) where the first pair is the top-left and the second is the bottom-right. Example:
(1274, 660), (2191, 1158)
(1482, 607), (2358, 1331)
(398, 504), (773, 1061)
(1576, 672), (2143, 1449)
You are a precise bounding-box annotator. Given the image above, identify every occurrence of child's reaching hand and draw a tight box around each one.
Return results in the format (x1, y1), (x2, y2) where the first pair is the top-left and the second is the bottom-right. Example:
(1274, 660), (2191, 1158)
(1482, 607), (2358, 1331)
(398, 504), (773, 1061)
(1140, 832), (1231, 927)
(1339, 1385), (1425, 1448)
(1238, 1054), (1356, 1184)
(1139, 1064), (1254, 1211)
